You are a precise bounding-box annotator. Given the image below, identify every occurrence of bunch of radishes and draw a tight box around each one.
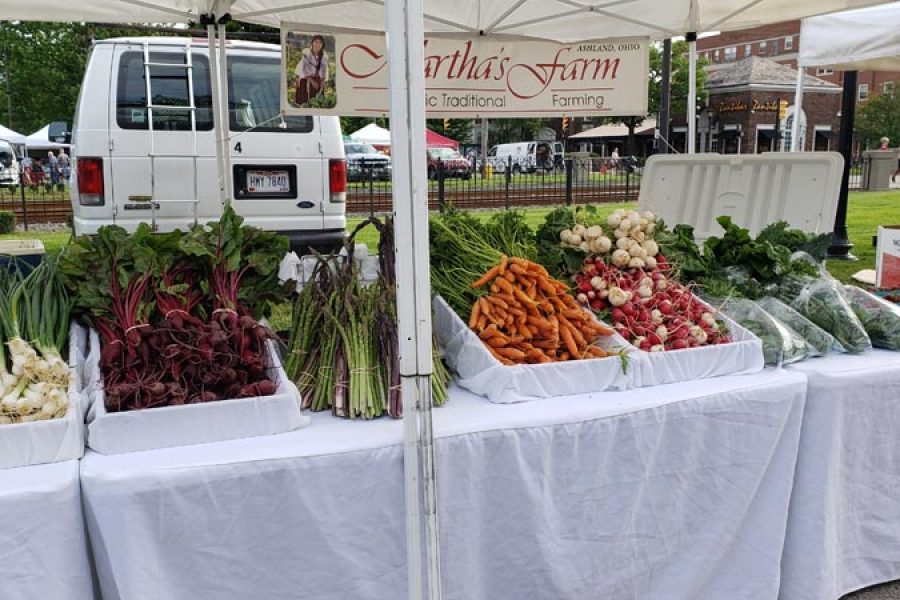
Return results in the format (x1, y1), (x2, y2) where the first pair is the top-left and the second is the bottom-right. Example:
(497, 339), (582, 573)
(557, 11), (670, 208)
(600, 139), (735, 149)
(573, 256), (731, 352)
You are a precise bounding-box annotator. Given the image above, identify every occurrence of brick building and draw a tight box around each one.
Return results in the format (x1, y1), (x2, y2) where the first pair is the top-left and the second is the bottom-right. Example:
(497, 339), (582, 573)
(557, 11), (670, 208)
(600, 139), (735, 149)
(670, 57), (841, 154)
(697, 20), (900, 103)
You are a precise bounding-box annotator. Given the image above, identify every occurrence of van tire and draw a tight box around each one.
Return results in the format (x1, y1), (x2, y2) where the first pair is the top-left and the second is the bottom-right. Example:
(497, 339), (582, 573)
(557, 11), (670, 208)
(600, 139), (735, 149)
(512, 165), (521, 175)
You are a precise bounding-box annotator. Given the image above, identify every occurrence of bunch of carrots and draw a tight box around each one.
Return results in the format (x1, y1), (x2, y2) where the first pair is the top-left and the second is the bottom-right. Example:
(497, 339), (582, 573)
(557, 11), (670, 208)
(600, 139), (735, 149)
(469, 256), (615, 365)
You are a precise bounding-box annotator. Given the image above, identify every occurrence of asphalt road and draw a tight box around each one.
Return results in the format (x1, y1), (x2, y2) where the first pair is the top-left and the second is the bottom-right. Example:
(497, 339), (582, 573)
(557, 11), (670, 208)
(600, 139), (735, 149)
(844, 581), (900, 599)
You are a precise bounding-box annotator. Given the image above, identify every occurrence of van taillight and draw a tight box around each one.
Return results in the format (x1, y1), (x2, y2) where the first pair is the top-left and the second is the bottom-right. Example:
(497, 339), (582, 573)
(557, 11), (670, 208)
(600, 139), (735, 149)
(77, 158), (104, 205)
(329, 159), (346, 202)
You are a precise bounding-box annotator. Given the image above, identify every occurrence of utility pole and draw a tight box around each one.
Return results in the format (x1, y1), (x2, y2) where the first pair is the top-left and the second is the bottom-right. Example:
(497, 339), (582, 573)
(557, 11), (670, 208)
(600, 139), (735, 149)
(658, 38), (672, 154)
(4, 23), (11, 129)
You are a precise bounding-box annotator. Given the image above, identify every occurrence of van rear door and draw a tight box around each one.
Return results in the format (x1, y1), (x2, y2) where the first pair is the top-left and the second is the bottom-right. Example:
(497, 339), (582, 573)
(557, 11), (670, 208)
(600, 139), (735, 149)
(225, 54), (324, 232)
(110, 44), (216, 229)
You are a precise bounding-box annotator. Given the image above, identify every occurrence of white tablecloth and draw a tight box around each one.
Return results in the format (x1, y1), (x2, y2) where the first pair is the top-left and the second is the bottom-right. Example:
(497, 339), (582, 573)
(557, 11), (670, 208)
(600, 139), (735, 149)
(0, 460), (97, 600)
(81, 370), (806, 600)
(781, 351), (900, 600)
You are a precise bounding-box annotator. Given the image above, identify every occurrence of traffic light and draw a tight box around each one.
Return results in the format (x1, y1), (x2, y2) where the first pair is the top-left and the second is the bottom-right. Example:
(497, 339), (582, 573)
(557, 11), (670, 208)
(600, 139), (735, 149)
(562, 115), (570, 132)
(778, 99), (789, 120)
(443, 118), (450, 131)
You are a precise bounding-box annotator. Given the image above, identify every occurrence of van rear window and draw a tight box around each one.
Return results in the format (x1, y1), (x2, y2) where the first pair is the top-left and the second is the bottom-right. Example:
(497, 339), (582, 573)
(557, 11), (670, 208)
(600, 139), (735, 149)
(228, 56), (312, 133)
(116, 51), (214, 131)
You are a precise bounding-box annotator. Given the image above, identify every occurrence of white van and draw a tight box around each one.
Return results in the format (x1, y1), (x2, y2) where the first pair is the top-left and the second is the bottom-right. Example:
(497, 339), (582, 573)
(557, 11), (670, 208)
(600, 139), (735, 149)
(0, 140), (20, 187)
(69, 37), (346, 252)
(487, 141), (564, 174)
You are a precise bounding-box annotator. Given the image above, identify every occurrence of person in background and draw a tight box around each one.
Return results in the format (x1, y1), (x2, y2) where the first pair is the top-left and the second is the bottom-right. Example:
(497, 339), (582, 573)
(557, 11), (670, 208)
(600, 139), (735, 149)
(880, 136), (890, 150)
(294, 35), (328, 106)
(610, 147), (620, 169)
(57, 148), (70, 181)
(47, 150), (59, 186)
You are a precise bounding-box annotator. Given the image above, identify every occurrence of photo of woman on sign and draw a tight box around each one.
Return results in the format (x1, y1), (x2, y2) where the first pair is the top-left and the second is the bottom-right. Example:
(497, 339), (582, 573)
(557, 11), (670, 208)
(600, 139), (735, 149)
(285, 32), (337, 109)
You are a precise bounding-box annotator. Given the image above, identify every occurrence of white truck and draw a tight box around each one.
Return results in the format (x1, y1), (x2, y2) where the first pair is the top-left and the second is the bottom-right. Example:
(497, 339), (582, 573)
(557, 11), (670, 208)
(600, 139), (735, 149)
(66, 37), (346, 252)
(486, 141), (564, 174)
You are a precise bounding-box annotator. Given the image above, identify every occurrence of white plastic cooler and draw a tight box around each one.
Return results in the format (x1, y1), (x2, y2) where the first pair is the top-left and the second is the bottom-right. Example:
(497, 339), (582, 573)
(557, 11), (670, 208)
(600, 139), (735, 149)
(637, 152), (844, 240)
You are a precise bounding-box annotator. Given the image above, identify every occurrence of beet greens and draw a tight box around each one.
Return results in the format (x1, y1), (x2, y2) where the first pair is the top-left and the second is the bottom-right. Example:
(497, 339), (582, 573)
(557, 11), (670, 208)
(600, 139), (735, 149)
(60, 207), (291, 412)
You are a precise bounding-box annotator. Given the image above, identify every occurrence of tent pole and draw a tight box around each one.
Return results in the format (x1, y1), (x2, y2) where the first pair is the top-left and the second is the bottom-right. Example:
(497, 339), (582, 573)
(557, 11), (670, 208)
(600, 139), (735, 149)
(205, 20), (228, 207)
(687, 33), (697, 154)
(791, 68), (805, 151)
(385, 0), (442, 599)
(828, 70), (857, 260)
(658, 38), (672, 154)
(217, 19), (232, 206)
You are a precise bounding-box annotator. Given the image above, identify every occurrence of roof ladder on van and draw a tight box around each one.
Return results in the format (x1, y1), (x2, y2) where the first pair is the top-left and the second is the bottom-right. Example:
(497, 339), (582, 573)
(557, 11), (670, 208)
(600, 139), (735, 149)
(142, 41), (200, 230)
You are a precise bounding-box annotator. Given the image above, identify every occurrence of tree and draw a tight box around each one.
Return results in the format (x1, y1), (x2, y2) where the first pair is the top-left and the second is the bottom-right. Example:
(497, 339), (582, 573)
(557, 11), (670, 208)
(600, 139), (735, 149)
(426, 118), (473, 143)
(590, 41), (706, 154)
(649, 40), (708, 121)
(0, 22), (91, 134)
(489, 118), (546, 145)
(855, 91), (900, 148)
(340, 116), (389, 137)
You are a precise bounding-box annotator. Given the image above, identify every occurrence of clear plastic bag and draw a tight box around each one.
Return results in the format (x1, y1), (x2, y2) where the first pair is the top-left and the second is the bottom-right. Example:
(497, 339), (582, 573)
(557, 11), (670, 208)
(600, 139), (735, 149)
(842, 286), (900, 351)
(756, 296), (845, 356)
(720, 298), (811, 366)
(789, 279), (872, 354)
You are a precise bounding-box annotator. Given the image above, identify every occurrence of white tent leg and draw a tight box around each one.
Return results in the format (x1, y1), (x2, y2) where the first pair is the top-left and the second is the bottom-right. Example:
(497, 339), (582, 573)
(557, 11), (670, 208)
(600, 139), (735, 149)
(207, 24), (228, 206)
(385, 0), (442, 599)
(217, 21), (232, 206)
(791, 68), (805, 152)
(687, 35), (697, 154)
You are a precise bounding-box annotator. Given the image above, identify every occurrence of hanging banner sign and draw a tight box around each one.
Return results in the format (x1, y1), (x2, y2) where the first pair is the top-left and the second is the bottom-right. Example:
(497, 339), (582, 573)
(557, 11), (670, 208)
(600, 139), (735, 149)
(281, 25), (648, 118)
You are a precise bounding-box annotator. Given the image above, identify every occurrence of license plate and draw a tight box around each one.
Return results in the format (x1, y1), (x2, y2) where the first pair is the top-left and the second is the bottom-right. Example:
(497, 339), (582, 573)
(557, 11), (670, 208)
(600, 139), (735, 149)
(247, 170), (290, 194)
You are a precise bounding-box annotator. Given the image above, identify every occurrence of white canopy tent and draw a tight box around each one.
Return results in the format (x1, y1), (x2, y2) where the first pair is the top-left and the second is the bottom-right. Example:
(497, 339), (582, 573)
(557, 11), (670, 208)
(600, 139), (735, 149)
(791, 2), (900, 151)
(0, 123), (27, 145)
(1, 1), (895, 598)
(349, 122), (392, 146)
(26, 124), (70, 151)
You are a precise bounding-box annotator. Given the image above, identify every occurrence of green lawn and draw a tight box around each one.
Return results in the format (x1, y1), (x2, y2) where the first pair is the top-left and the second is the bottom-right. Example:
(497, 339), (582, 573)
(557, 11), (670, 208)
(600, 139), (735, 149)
(3, 190), (897, 282)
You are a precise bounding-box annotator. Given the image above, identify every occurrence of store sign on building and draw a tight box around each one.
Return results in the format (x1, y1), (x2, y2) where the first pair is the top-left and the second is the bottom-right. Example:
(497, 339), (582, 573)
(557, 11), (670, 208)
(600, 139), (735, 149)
(717, 99), (782, 113)
(280, 24), (649, 117)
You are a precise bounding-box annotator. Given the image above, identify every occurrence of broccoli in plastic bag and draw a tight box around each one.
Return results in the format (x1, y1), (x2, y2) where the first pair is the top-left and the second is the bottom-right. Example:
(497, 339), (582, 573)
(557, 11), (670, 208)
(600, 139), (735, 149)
(720, 298), (812, 366)
(842, 286), (900, 350)
(788, 279), (872, 354)
(756, 296), (845, 356)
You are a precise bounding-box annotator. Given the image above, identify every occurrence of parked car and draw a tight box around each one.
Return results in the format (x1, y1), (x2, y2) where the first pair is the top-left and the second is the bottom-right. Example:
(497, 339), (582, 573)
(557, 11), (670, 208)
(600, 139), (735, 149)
(0, 140), (20, 187)
(487, 141), (564, 174)
(427, 147), (471, 179)
(344, 142), (391, 182)
(67, 36), (346, 254)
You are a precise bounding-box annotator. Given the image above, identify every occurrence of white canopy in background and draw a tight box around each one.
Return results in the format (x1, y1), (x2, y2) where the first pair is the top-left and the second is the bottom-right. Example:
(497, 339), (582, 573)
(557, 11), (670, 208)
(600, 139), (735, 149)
(26, 124), (70, 150)
(799, 2), (900, 71)
(349, 123), (392, 146)
(0, 123), (27, 145)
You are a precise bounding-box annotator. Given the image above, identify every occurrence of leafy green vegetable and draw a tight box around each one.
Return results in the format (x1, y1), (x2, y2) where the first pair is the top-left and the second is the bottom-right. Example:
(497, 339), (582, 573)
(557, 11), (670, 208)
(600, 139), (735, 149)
(534, 206), (583, 278)
(756, 296), (843, 356)
(842, 285), (900, 350)
(788, 280), (871, 354)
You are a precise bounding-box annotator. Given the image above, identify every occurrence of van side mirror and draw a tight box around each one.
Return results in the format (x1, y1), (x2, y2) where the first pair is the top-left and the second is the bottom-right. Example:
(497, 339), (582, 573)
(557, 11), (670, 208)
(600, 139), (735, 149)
(48, 121), (71, 144)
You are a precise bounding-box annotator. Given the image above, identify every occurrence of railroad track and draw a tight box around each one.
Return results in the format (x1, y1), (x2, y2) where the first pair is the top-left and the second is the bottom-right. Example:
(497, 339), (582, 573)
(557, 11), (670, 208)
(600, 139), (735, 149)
(347, 185), (638, 213)
(0, 202), (71, 224)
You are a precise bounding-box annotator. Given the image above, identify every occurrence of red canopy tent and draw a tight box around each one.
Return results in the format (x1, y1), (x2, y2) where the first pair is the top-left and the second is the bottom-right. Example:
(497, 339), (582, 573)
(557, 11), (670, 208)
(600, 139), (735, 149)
(425, 129), (458, 150)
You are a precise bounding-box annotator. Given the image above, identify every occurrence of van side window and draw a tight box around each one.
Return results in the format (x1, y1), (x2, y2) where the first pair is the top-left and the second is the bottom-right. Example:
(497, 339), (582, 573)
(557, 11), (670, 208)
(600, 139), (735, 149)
(116, 51), (214, 131)
(228, 56), (312, 133)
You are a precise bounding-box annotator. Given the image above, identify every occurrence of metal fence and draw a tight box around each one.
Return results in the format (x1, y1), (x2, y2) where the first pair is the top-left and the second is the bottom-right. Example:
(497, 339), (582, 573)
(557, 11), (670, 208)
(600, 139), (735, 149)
(0, 156), (644, 228)
(848, 155), (872, 191)
(347, 156), (642, 215)
(0, 182), (71, 227)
